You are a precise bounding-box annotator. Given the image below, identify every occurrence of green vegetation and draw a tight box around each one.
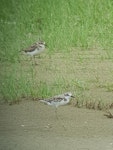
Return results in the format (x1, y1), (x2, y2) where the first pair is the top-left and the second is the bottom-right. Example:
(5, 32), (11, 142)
(0, 0), (113, 109)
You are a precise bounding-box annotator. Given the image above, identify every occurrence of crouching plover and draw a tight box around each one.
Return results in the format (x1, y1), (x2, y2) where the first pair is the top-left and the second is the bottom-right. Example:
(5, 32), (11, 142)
(40, 92), (74, 119)
(23, 41), (46, 64)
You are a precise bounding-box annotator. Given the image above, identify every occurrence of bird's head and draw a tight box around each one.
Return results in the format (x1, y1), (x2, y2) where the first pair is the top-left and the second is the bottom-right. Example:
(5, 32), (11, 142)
(37, 41), (46, 49)
(64, 92), (75, 98)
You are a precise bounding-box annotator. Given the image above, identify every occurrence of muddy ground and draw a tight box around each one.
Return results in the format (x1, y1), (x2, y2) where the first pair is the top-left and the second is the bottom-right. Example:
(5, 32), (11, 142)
(1, 49), (113, 150)
(0, 100), (113, 150)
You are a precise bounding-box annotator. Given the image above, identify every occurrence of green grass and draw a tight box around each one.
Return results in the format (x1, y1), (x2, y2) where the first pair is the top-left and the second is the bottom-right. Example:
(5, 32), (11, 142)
(1, 0), (113, 57)
(0, 0), (113, 109)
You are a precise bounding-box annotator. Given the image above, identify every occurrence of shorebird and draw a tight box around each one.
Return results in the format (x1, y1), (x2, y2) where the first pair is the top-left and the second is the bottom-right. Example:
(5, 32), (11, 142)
(23, 41), (46, 64)
(40, 92), (74, 119)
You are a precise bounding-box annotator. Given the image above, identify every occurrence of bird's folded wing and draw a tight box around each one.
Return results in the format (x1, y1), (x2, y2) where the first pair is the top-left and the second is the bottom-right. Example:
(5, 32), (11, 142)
(24, 43), (37, 52)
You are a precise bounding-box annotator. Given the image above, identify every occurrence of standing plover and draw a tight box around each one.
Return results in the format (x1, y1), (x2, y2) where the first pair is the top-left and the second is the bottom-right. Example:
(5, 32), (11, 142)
(40, 92), (74, 119)
(23, 41), (46, 64)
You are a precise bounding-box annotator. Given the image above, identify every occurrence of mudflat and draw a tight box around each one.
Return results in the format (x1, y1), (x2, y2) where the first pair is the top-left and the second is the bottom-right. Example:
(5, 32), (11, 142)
(0, 100), (113, 150)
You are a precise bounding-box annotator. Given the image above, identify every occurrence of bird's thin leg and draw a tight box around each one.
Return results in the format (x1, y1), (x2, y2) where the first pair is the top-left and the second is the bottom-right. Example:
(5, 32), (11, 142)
(34, 55), (38, 65)
(55, 107), (58, 120)
(32, 56), (35, 65)
(31, 56), (34, 65)
(34, 56), (36, 65)
(55, 107), (66, 130)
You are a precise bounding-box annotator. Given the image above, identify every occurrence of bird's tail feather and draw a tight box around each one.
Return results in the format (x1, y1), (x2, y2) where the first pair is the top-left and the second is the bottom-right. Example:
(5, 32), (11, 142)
(39, 100), (48, 104)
